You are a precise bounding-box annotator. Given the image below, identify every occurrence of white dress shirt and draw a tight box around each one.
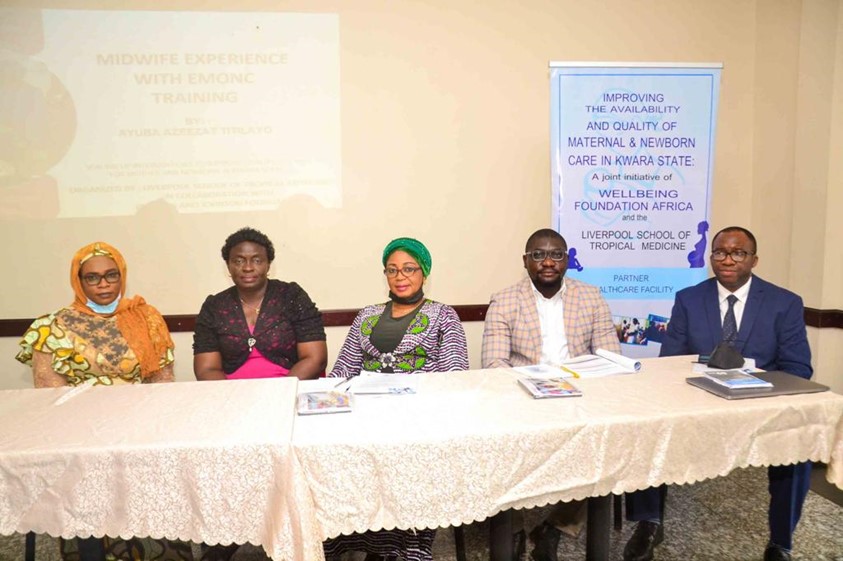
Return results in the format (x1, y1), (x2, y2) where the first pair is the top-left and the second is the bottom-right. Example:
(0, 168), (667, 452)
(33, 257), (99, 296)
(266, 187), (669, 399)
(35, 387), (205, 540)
(531, 280), (569, 365)
(717, 276), (752, 330)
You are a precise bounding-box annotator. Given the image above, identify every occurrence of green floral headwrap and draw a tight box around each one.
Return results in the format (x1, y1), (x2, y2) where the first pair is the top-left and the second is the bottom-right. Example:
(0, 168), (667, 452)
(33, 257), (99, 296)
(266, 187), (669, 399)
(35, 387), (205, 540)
(382, 237), (432, 277)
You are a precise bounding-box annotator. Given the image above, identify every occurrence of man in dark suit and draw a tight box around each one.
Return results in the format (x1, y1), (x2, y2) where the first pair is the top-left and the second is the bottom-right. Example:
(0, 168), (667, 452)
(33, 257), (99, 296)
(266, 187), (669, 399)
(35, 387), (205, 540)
(623, 226), (813, 561)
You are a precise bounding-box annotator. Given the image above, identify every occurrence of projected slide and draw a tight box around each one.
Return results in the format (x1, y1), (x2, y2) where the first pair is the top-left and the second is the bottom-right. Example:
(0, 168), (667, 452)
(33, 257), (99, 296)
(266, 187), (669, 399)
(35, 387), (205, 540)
(0, 9), (340, 217)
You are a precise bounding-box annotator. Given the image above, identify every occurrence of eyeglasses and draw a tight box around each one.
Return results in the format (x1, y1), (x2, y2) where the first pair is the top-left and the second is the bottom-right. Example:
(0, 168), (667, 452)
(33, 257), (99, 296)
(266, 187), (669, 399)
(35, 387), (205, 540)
(230, 256), (266, 268)
(524, 249), (568, 262)
(711, 250), (754, 263)
(81, 271), (121, 286)
(384, 266), (422, 278)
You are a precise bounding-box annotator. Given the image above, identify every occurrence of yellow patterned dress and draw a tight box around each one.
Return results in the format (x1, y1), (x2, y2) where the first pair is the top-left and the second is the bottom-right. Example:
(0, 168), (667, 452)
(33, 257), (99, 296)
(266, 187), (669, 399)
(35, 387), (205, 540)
(17, 307), (175, 387)
(16, 308), (190, 561)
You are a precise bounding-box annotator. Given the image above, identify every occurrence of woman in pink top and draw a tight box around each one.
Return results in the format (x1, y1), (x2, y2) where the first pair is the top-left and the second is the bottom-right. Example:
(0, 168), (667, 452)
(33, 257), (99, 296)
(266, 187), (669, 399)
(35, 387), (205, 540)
(193, 227), (327, 382)
(192, 227), (327, 561)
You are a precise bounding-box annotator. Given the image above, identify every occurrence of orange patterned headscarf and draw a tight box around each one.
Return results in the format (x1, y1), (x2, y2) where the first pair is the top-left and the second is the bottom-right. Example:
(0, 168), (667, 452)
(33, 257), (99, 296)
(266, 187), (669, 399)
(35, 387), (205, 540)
(70, 242), (174, 378)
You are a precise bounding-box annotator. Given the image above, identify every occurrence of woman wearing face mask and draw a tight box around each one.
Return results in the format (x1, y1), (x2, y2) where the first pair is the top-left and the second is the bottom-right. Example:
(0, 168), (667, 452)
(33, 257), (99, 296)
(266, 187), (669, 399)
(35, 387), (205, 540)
(325, 237), (468, 561)
(16, 241), (183, 560)
(17, 241), (175, 386)
(330, 237), (468, 378)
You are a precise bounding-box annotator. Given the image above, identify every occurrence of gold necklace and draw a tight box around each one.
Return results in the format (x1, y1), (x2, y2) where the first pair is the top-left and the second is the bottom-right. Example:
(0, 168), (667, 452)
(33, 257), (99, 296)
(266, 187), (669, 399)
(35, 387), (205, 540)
(241, 295), (264, 352)
(240, 295), (264, 314)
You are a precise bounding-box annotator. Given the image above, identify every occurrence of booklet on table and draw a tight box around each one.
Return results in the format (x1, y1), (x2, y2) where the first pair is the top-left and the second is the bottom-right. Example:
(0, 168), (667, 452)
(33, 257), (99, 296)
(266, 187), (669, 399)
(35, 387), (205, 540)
(702, 369), (774, 389)
(518, 377), (582, 399)
(297, 391), (354, 415)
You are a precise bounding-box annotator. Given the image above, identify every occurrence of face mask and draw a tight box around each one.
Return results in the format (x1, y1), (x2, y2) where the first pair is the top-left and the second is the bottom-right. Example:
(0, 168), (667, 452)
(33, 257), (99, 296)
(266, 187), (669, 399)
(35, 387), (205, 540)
(87, 295), (121, 314)
(388, 289), (424, 305)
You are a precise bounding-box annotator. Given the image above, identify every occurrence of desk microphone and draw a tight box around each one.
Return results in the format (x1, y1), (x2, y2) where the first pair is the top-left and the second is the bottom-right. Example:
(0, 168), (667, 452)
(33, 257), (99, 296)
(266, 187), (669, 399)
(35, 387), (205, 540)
(707, 342), (744, 369)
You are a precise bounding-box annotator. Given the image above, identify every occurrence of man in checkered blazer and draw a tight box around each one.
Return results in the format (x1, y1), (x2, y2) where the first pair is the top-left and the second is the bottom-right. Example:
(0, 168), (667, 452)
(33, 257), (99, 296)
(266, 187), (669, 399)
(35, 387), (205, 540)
(481, 228), (620, 561)
(482, 229), (619, 368)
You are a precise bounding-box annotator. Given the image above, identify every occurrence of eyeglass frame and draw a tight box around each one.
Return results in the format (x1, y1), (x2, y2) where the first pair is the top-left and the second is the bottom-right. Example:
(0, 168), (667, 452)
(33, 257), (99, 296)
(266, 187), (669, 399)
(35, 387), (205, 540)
(383, 266), (422, 278)
(523, 249), (568, 262)
(710, 250), (755, 263)
(80, 271), (122, 286)
(229, 256), (267, 268)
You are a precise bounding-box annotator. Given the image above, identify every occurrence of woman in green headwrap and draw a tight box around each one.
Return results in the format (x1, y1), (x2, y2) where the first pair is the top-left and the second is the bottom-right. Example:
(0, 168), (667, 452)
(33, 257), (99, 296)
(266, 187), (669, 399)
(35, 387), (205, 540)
(325, 237), (468, 561)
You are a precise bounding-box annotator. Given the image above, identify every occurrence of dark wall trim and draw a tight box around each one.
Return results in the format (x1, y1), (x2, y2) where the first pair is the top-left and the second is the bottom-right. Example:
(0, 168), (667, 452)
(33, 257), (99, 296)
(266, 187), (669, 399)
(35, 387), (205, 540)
(804, 307), (843, 329)
(1, 304), (838, 337)
(167, 304), (489, 331)
(0, 304), (491, 337)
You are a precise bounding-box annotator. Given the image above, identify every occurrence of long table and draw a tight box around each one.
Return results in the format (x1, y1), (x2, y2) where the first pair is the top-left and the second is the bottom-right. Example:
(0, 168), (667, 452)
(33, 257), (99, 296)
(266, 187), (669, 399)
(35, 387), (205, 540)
(0, 377), (323, 561)
(292, 356), (843, 560)
(2, 358), (842, 561)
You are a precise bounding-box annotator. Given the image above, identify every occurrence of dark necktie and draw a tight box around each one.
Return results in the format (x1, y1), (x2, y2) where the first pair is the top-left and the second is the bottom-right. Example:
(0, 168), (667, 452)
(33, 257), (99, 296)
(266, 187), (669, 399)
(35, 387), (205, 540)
(722, 294), (738, 344)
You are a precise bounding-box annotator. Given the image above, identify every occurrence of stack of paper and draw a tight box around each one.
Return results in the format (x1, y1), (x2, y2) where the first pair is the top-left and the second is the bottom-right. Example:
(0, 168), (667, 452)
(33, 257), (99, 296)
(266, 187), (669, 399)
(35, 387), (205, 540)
(341, 373), (420, 395)
(557, 349), (642, 378)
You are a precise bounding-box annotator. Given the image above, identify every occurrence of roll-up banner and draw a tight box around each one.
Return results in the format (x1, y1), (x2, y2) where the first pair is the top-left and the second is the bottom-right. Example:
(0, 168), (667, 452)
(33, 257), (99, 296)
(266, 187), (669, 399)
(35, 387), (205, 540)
(550, 62), (722, 357)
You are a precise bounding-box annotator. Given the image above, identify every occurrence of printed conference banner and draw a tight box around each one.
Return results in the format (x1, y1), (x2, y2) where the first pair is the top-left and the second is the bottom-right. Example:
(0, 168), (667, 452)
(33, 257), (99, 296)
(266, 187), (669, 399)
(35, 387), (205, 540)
(550, 62), (722, 358)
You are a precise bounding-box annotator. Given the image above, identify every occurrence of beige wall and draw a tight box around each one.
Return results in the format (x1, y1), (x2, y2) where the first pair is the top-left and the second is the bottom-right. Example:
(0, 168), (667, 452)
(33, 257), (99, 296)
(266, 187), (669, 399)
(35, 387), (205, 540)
(812, 0), (843, 394)
(1, 0), (840, 390)
(748, 0), (843, 392)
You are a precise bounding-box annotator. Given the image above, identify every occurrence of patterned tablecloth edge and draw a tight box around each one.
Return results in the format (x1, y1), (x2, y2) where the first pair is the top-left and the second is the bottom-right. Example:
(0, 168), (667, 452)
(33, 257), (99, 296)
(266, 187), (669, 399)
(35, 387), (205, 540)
(317, 452), (837, 538)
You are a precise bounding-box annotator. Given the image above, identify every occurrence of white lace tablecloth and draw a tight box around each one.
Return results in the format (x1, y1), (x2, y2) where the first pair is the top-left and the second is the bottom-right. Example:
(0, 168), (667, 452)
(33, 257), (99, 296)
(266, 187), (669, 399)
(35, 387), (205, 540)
(0, 378), (323, 561)
(292, 355), (843, 539)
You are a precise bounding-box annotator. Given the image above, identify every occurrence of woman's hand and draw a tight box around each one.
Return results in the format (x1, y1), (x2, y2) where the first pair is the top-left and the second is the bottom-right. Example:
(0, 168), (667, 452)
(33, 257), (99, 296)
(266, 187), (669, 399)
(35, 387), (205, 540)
(147, 363), (175, 383)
